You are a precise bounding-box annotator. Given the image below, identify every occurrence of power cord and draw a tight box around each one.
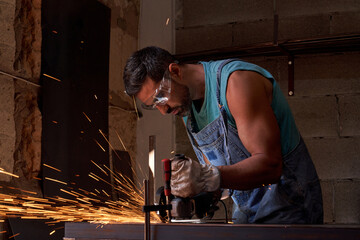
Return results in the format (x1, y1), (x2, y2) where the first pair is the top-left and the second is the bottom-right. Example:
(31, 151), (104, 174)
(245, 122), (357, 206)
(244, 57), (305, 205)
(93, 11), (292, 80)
(219, 199), (228, 224)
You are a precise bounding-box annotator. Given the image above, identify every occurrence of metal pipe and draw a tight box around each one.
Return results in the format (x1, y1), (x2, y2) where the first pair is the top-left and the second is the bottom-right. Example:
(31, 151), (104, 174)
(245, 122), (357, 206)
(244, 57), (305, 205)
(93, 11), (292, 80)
(0, 70), (41, 87)
(144, 179), (150, 240)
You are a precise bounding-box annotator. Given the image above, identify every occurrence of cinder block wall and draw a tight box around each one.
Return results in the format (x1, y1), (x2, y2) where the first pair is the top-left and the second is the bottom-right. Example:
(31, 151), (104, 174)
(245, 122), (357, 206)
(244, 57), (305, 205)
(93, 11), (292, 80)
(175, 0), (360, 54)
(174, 0), (360, 224)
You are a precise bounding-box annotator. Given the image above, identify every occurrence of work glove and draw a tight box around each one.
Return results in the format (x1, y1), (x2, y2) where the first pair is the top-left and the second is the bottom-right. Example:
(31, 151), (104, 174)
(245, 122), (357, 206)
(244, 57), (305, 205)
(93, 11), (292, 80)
(170, 154), (221, 198)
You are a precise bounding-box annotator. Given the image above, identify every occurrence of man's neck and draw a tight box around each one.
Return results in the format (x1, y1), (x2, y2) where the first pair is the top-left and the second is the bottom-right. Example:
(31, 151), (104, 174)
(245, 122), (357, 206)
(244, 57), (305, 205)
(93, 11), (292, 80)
(181, 63), (205, 101)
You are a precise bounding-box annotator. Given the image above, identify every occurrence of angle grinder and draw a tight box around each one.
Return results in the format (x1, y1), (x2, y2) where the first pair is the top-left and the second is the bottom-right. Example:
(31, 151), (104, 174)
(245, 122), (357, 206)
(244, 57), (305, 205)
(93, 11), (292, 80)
(156, 154), (220, 223)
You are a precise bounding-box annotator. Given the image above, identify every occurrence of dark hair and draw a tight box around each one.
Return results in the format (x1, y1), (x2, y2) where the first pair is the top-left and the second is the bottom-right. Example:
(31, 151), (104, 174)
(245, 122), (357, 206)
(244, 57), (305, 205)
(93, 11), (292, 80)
(123, 46), (176, 96)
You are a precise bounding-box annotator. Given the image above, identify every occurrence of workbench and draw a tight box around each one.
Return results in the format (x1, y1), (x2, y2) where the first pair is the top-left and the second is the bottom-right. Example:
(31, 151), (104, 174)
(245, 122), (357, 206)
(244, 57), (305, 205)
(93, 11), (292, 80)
(64, 222), (360, 240)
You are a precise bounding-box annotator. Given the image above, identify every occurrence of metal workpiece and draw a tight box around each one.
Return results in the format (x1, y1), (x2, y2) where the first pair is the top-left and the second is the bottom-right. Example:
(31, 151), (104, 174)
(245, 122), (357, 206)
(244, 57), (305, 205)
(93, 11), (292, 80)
(144, 179), (150, 240)
(65, 222), (360, 240)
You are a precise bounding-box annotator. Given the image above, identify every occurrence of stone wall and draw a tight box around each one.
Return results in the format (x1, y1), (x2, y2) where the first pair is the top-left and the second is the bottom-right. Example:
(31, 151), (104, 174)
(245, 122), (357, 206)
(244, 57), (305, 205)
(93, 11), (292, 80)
(0, 0), (42, 238)
(174, 0), (360, 224)
(0, 0), (42, 194)
(0, 0), (140, 195)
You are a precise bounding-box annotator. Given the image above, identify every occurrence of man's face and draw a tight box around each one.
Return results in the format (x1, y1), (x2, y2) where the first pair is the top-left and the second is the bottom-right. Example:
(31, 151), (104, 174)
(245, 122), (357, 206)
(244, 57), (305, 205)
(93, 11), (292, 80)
(136, 75), (192, 117)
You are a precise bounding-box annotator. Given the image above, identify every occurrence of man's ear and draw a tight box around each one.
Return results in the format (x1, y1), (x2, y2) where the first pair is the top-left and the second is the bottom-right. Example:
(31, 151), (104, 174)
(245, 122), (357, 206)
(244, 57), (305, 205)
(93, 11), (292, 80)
(169, 63), (181, 79)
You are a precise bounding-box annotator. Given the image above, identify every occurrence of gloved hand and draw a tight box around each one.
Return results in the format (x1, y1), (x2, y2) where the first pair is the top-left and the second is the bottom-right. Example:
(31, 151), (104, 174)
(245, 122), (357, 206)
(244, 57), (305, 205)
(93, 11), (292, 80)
(170, 154), (221, 198)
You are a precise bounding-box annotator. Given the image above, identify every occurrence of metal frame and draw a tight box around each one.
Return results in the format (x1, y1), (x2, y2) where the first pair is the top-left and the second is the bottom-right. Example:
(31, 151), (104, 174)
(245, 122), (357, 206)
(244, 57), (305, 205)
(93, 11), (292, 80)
(175, 34), (360, 96)
(65, 222), (360, 240)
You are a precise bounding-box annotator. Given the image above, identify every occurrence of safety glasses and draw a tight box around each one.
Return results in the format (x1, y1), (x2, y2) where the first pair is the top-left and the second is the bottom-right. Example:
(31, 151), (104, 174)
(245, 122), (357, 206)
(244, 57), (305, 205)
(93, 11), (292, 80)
(141, 69), (171, 110)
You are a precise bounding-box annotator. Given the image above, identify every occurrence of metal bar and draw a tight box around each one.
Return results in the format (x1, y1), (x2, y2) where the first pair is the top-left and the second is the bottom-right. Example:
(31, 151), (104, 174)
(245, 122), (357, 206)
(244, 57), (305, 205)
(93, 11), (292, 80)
(65, 222), (360, 240)
(142, 204), (172, 212)
(0, 70), (41, 87)
(175, 34), (360, 63)
(149, 135), (155, 205)
(144, 179), (150, 240)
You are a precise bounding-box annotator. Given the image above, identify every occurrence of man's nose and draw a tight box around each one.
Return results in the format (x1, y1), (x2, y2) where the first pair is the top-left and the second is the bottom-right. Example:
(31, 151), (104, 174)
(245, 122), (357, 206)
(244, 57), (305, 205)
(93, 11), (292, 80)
(156, 105), (169, 115)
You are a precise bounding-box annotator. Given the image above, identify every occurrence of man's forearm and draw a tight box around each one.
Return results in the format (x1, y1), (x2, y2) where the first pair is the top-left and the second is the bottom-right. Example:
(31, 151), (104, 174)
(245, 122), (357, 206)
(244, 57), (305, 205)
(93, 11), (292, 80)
(217, 153), (282, 190)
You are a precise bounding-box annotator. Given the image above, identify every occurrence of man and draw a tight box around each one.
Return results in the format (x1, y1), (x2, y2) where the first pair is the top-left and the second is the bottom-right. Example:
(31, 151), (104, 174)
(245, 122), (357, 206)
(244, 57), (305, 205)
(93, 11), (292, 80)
(123, 46), (323, 224)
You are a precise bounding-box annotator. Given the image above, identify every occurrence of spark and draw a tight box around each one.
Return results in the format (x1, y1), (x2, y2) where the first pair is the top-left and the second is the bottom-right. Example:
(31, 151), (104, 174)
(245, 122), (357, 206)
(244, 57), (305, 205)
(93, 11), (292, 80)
(52, 120), (58, 124)
(99, 129), (123, 163)
(6, 187), (36, 195)
(91, 160), (108, 176)
(49, 230), (55, 235)
(43, 164), (62, 172)
(98, 129), (114, 153)
(94, 139), (106, 152)
(102, 190), (110, 197)
(45, 177), (67, 185)
(88, 173), (100, 181)
(52, 30), (58, 34)
(166, 17), (170, 25)
(82, 112), (92, 122)
(43, 73), (61, 82)
(9, 233), (20, 239)
(0, 132), (161, 226)
(94, 95), (98, 99)
(114, 130), (127, 151)
(60, 189), (79, 197)
(0, 168), (19, 178)
(132, 96), (140, 120)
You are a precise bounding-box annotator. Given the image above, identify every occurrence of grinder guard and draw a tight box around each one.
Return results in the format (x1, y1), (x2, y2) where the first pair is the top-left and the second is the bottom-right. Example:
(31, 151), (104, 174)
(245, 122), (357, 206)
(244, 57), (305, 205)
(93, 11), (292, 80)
(156, 186), (219, 222)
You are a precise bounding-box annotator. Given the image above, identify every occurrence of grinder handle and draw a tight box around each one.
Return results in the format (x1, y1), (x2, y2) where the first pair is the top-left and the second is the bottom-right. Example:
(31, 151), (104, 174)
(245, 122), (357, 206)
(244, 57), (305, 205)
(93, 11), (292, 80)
(162, 158), (171, 196)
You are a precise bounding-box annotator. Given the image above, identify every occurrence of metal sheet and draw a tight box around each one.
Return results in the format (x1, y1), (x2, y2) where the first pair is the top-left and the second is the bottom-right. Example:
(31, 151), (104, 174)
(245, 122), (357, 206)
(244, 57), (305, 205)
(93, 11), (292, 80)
(65, 222), (360, 240)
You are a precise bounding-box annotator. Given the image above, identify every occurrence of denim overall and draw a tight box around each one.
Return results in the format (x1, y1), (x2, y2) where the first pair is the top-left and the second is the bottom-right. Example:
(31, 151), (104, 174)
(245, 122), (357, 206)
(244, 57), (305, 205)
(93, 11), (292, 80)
(185, 59), (323, 223)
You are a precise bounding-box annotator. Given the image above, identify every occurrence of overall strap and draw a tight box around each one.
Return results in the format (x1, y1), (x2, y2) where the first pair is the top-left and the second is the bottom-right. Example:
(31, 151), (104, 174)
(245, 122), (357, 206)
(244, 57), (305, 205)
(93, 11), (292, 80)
(216, 59), (240, 128)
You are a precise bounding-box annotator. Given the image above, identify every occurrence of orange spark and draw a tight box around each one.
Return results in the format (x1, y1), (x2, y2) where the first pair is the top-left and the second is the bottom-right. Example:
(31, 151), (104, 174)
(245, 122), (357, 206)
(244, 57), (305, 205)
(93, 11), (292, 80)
(82, 112), (92, 122)
(0, 168), (19, 178)
(45, 177), (67, 185)
(43, 73), (61, 82)
(9, 233), (20, 239)
(43, 164), (62, 172)
(93, 139), (106, 152)
(88, 174), (99, 182)
(91, 160), (108, 176)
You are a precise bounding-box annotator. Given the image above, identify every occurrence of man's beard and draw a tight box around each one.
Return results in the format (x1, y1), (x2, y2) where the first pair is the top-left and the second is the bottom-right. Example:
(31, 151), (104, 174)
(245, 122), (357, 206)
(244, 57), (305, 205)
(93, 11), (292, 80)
(167, 88), (192, 117)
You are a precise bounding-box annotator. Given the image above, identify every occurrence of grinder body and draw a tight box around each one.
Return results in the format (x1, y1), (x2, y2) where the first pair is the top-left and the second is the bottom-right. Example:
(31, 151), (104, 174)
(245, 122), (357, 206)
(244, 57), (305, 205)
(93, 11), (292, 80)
(157, 154), (219, 222)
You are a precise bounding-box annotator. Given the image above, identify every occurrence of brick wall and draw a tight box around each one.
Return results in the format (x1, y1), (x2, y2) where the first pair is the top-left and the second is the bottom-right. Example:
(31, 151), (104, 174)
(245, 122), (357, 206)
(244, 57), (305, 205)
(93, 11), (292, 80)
(175, 0), (360, 224)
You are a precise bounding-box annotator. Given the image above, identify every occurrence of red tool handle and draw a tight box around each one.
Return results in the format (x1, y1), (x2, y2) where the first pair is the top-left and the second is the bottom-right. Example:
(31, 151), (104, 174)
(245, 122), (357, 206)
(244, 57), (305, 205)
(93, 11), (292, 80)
(162, 158), (171, 196)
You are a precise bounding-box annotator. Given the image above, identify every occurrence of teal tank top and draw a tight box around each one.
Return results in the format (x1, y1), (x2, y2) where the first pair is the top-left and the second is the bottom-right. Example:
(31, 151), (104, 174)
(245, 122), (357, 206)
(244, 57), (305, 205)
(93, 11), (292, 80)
(184, 60), (300, 156)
